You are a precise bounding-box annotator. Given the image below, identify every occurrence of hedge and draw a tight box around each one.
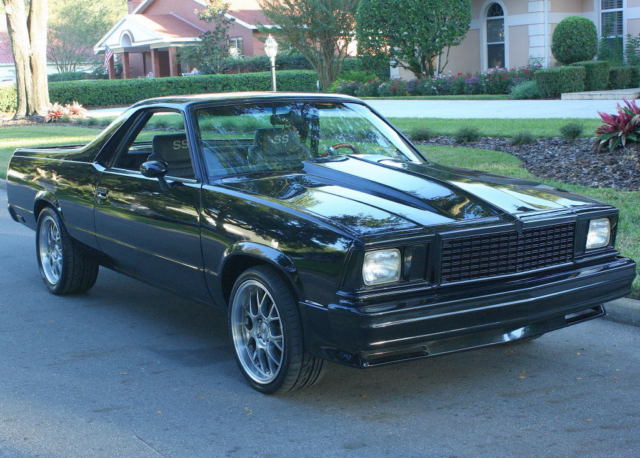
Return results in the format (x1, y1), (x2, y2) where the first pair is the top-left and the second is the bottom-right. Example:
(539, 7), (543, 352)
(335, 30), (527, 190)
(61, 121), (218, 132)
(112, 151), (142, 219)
(608, 66), (636, 89)
(48, 71), (91, 82)
(632, 66), (640, 87)
(0, 70), (318, 112)
(571, 61), (609, 91)
(534, 66), (586, 98)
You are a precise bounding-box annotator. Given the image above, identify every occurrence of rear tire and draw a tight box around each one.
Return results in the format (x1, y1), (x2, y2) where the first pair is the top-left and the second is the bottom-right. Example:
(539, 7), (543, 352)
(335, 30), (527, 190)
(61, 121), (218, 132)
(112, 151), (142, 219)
(228, 265), (325, 394)
(36, 207), (99, 295)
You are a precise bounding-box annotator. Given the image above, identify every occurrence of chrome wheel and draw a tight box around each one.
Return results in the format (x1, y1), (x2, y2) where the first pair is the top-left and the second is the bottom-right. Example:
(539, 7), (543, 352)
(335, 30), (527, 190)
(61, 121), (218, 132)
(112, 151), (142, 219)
(230, 280), (284, 384)
(38, 215), (63, 285)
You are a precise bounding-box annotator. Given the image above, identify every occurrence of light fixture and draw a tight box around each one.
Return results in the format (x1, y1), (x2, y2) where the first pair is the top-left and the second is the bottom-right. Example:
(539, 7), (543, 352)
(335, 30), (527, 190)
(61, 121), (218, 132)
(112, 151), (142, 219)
(264, 34), (279, 92)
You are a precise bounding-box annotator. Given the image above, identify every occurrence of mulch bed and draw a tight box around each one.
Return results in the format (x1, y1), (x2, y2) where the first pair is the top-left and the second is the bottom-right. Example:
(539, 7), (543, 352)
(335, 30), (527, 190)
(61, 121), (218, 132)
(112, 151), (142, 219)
(417, 136), (640, 191)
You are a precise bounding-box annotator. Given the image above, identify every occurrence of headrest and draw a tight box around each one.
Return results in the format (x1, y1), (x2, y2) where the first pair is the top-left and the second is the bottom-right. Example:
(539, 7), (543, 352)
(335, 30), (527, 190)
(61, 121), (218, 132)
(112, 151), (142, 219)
(152, 134), (189, 161)
(253, 128), (304, 159)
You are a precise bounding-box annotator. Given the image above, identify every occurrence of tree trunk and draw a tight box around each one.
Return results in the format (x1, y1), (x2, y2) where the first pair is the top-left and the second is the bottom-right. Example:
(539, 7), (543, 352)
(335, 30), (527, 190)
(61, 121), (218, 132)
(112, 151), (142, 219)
(29, 0), (50, 115)
(3, 0), (33, 118)
(2, 0), (49, 118)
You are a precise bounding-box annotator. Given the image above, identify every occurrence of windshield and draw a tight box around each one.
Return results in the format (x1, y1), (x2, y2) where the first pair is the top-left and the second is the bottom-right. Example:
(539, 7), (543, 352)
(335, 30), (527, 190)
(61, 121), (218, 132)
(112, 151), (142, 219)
(194, 102), (422, 178)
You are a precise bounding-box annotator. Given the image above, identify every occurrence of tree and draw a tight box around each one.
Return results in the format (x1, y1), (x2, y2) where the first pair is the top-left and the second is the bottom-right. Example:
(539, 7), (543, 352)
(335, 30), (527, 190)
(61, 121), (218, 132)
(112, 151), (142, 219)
(48, 0), (126, 73)
(258, 0), (359, 90)
(356, 0), (471, 78)
(178, 0), (232, 74)
(3, 0), (50, 118)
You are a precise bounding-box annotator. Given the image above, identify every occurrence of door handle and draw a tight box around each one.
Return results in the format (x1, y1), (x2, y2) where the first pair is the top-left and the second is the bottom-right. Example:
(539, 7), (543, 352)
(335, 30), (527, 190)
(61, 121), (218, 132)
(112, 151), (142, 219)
(96, 187), (109, 201)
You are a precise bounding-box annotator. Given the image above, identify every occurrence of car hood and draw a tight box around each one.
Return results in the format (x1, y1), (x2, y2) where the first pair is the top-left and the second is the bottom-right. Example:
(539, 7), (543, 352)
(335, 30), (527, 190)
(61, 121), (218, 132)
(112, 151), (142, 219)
(221, 157), (601, 237)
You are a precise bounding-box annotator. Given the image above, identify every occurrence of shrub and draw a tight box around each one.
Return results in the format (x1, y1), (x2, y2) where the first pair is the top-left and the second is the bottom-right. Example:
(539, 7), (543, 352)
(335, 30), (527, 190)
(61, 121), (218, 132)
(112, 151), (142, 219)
(331, 80), (361, 95)
(570, 61), (610, 91)
(0, 70), (318, 112)
(338, 70), (378, 83)
(222, 53), (313, 74)
(329, 71), (379, 93)
(510, 131), (535, 145)
(408, 126), (434, 141)
(341, 57), (366, 73)
(48, 72), (91, 82)
(552, 16), (598, 64)
(509, 80), (540, 99)
(454, 126), (481, 143)
(481, 67), (530, 94)
(534, 66), (586, 98)
(625, 33), (640, 66)
(609, 66), (635, 89)
(599, 36), (624, 65)
(0, 85), (15, 112)
(354, 78), (382, 97)
(560, 122), (584, 141)
(595, 99), (640, 151)
(45, 101), (88, 122)
(377, 80), (408, 96)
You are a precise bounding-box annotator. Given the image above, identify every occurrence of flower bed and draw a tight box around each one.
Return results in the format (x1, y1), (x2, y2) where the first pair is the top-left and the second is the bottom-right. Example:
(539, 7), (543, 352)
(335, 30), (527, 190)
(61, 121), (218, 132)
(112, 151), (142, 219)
(333, 67), (537, 97)
(417, 135), (640, 191)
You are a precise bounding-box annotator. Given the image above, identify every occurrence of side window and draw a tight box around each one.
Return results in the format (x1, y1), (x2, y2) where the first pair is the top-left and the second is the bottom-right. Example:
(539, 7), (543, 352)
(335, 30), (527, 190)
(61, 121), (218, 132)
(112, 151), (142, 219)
(112, 111), (195, 179)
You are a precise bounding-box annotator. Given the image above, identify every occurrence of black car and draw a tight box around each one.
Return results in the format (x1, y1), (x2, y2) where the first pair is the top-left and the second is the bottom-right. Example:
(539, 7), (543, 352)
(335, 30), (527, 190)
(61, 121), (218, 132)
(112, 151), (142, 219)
(6, 93), (636, 393)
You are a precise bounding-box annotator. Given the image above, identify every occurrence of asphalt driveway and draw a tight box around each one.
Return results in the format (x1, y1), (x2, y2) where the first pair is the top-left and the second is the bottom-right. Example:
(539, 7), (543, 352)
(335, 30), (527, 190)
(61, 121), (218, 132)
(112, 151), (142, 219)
(1, 189), (639, 458)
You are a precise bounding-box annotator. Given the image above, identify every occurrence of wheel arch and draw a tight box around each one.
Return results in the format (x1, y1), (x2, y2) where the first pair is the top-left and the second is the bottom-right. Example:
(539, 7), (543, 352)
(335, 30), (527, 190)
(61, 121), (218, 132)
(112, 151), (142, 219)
(219, 242), (303, 305)
(33, 191), (62, 220)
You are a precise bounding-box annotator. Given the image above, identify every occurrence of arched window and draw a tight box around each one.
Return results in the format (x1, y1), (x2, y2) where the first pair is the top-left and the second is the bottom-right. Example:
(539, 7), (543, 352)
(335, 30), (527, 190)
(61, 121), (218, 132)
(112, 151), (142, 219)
(120, 32), (133, 48)
(486, 3), (505, 68)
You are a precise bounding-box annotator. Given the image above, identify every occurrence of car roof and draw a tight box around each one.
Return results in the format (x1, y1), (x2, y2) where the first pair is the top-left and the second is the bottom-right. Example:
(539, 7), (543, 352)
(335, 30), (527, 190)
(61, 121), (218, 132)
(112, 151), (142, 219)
(131, 92), (362, 109)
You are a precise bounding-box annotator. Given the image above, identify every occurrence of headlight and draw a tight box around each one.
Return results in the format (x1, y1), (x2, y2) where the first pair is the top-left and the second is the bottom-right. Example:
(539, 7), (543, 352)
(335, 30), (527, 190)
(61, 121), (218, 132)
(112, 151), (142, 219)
(363, 249), (401, 286)
(586, 218), (611, 249)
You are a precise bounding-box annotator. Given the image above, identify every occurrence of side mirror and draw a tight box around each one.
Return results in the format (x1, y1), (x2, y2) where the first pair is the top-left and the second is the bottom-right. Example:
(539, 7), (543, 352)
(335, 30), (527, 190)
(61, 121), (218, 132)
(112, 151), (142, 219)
(140, 160), (168, 179)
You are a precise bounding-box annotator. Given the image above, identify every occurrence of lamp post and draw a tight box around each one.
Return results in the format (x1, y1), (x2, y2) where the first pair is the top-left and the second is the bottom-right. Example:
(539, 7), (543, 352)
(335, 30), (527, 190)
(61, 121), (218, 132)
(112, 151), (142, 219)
(264, 34), (278, 92)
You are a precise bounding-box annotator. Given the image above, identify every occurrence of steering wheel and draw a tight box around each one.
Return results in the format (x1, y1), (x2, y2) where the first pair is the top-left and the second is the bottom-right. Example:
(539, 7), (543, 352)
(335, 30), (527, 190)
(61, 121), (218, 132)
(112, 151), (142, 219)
(321, 142), (359, 157)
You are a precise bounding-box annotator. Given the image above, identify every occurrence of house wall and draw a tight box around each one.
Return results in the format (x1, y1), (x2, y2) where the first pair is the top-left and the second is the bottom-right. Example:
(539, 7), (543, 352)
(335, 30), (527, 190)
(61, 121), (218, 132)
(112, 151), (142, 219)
(441, 0), (640, 77)
(143, 0), (265, 56)
(447, 30), (482, 75)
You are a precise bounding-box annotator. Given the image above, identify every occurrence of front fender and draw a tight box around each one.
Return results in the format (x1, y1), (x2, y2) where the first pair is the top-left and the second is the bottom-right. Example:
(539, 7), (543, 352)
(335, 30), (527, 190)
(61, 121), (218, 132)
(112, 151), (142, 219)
(227, 241), (301, 284)
(224, 241), (298, 272)
(212, 242), (304, 307)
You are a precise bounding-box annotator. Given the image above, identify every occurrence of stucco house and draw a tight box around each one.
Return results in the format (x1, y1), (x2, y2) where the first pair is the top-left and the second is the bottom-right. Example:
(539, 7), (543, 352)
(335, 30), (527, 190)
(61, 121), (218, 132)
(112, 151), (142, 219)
(94, 0), (273, 79)
(393, 0), (639, 79)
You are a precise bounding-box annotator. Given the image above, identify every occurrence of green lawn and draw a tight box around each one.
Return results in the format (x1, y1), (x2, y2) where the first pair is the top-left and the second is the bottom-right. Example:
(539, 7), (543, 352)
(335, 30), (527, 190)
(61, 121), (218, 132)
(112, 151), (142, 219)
(420, 145), (639, 299)
(391, 118), (602, 138)
(0, 125), (99, 178)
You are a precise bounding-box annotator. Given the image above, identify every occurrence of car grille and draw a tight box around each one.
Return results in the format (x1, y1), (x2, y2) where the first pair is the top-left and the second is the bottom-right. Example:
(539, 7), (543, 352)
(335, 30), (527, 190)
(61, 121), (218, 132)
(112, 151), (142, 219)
(440, 223), (575, 283)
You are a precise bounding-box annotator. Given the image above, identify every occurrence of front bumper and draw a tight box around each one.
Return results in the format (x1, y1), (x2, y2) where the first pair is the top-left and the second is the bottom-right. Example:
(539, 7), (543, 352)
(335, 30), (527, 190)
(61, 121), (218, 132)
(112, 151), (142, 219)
(300, 256), (636, 367)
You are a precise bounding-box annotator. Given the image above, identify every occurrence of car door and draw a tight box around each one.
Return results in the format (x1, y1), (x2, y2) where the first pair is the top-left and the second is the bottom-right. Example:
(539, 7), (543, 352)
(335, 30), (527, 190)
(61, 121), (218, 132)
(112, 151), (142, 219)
(93, 108), (210, 303)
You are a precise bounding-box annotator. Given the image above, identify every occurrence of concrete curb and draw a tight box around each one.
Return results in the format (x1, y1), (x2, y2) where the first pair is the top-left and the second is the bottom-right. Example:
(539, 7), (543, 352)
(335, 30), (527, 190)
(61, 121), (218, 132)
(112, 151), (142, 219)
(605, 298), (640, 327)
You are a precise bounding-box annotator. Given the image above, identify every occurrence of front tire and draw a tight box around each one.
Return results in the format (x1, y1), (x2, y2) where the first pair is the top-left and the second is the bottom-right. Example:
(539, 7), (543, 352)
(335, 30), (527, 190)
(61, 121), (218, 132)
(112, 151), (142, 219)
(228, 266), (325, 394)
(36, 207), (99, 295)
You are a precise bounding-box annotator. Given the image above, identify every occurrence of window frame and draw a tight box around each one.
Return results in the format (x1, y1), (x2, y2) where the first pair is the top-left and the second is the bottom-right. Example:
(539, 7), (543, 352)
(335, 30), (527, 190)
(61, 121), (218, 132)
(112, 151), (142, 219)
(600, 0), (625, 39)
(106, 107), (200, 183)
(229, 37), (244, 57)
(187, 97), (427, 183)
(482, 1), (508, 70)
